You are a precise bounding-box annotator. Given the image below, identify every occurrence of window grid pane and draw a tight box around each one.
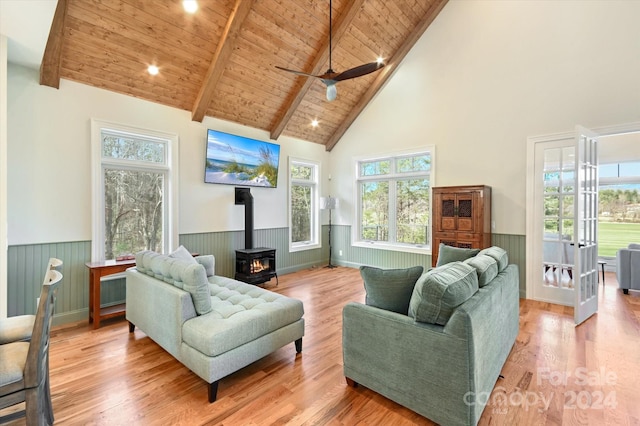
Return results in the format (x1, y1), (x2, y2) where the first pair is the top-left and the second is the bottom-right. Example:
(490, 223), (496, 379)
(361, 181), (389, 241)
(360, 160), (390, 177)
(395, 179), (430, 244)
(104, 168), (164, 259)
(291, 164), (313, 180)
(291, 184), (312, 243)
(397, 154), (431, 173)
(102, 133), (165, 164)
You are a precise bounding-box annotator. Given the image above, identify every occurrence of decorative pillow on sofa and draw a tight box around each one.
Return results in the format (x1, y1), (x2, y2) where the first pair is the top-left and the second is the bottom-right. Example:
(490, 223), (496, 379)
(195, 255), (215, 277)
(170, 245), (197, 264)
(464, 254), (498, 287)
(181, 263), (212, 315)
(478, 246), (509, 272)
(436, 243), (480, 267)
(360, 265), (424, 315)
(408, 262), (479, 325)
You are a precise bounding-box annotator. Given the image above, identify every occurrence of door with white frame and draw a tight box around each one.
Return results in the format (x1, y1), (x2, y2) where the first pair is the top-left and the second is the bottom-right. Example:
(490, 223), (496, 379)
(528, 126), (599, 325)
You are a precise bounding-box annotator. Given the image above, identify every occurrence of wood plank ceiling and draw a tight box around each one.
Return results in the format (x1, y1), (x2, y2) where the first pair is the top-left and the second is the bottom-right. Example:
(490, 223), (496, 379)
(40, 0), (447, 150)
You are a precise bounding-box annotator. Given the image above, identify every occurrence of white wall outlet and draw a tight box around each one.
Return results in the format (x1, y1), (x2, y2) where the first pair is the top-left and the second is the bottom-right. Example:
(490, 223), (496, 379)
(491, 220), (496, 230)
(339, 250), (343, 256)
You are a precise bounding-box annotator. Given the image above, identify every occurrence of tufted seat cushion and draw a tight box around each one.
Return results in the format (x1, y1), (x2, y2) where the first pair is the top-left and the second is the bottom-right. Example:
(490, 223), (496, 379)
(181, 276), (304, 357)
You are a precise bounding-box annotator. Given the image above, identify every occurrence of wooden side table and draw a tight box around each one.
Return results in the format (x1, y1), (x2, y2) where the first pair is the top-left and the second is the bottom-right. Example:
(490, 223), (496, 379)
(85, 259), (136, 329)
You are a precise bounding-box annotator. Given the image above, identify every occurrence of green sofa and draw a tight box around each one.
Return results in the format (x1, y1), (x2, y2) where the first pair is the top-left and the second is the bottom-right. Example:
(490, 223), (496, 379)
(342, 247), (519, 426)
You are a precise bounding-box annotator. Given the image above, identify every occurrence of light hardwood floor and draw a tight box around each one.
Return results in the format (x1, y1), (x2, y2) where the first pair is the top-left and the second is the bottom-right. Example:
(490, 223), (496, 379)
(2, 266), (639, 425)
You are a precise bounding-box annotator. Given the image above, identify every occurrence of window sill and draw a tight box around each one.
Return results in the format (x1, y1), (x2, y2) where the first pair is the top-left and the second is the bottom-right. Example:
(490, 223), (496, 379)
(352, 241), (431, 255)
(289, 242), (321, 253)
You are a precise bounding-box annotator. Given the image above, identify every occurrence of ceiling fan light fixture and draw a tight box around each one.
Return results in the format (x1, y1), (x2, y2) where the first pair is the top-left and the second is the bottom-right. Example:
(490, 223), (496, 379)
(326, 84), (337, 101)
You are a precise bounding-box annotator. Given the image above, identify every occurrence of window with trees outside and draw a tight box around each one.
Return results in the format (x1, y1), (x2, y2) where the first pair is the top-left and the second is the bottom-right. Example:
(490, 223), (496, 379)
(598, 161), (640, 258)
(289, 158), (320, 252)
(91, 120), (178, 261)
(355, 149), (433, 252)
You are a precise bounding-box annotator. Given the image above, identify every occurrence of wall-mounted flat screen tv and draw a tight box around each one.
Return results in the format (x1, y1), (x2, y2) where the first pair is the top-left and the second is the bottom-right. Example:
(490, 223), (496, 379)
(205, 129), (280, 188)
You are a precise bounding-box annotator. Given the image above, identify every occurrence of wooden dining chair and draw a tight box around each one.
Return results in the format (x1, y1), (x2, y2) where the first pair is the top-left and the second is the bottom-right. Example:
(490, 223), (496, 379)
(0, 266), (63, 425)
(0, 258), (62, 345)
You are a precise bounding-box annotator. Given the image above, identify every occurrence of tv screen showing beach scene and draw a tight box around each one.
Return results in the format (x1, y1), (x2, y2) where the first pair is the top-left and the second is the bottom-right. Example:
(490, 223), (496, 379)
(205, 129), (280, 188)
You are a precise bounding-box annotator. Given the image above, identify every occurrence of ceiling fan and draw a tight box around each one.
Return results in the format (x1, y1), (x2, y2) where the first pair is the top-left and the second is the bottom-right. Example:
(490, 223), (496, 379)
(276, 0), (385, 101)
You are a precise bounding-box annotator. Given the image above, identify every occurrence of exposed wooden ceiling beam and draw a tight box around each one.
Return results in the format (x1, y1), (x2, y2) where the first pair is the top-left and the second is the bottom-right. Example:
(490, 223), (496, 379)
(269, 0), (367, 140)
(39, 0), (68, 89)
(325, 0), (449, 151)
(191, 0), (255, 122)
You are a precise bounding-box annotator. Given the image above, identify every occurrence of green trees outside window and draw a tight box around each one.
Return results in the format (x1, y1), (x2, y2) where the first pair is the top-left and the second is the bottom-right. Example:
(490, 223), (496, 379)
(358, 152), (432, 248)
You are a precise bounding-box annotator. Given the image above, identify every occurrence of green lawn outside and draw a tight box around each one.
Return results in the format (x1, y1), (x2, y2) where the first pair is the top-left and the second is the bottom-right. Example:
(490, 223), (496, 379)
(598, 222), (640, 257)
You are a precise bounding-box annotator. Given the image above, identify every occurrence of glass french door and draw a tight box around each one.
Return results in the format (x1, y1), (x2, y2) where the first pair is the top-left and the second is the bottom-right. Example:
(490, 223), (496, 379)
(531, 126), (599, 324)
(574, 126), (599, 325)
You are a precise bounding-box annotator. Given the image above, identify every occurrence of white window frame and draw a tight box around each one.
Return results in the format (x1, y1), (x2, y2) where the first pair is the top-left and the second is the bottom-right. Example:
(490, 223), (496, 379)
(288, 157), (320, 252)
(352, 146), (435, 255)
(90, 119), (179, 261)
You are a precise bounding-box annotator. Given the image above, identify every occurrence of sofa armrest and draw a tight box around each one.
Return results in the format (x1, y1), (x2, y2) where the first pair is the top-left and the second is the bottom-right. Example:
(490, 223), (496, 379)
(342, 302), (473, 425)
(126, 269), (197, 357)
(616, 248), (640, 289)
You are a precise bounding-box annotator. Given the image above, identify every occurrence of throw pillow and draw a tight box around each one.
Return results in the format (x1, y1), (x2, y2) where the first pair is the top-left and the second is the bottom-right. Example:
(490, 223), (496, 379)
(195, 255), (215, 277)
(360, 265), (424, 315)
(478, 246), (509, 272)
(408, 262), (479, 325)
(181, 263), (212, 315)
(436, 243), (480, 267)
(170, 245), (197, 264)
(464, 254), (498, 287)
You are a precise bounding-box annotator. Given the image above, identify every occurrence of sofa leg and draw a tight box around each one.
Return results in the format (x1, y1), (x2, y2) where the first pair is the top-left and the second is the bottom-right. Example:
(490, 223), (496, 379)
(295, 338), (302, 353)
(208, 381), (219, 403)
(128, 321), (135, 333)
(623, 289), (629, 295)
(345, 377), (358, 388)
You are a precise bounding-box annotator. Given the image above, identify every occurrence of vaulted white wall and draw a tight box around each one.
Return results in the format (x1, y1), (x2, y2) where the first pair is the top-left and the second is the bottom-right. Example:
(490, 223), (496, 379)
(7, 65), (328, 245)
(6, 0), (640, 246)
(330, 0), (640, 235)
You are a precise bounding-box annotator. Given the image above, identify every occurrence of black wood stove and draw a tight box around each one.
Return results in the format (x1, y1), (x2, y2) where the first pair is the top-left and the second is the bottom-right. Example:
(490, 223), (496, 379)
(235, 247), (277, 285)
(234, 187), (277, 285)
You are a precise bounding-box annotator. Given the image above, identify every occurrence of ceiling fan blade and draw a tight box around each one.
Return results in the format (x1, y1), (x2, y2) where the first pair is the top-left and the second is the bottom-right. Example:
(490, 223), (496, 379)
(274, 66), (322, 79)
(334, 62), (385, 82)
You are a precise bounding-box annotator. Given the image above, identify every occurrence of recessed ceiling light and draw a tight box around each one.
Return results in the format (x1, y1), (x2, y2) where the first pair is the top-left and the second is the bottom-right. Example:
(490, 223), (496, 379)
(147, 65), (159, 75)
(183, 0), (198, 13)
(376, 56), (384, 65)
(311, 119), (319, 128)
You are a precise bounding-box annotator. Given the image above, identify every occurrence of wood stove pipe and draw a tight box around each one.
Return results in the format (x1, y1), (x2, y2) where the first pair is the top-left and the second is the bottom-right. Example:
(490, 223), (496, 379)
(234, 187), (253, 249)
